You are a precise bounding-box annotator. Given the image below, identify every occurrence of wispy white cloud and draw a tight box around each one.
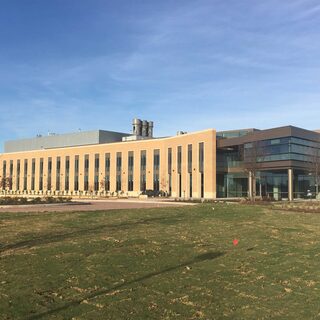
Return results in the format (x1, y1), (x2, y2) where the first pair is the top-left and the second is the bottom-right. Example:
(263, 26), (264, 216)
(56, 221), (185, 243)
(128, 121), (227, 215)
(0, 0), (320, 149)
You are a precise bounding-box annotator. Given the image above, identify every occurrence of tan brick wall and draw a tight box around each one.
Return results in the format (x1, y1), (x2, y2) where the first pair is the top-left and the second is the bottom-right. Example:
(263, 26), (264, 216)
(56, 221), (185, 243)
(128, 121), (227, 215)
(0, 129), (216, 198)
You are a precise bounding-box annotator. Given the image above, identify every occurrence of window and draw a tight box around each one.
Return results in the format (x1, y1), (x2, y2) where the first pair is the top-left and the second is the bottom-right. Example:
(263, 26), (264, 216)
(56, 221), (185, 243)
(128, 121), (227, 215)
(168, 148), (172, 195)
(140, 150), (146, 192)
(74, 155), (79, 191)
(16, 160), (20, 190)
(9, 160), (13, 190)
(105, 153), (110, 191)
(56, 157), (61, 190)
(153, 149), (160, 191)
(199, 142), (204, 173)
(177, 146), (182, 174)
(128, 151), (134, 191)
(31, 159), (35, 190)
(116, 152), (122, 191)
(188, 144), (192, 173)
(47, 158), (52, 191)
(168, 148), (172, 173)
(94, 154), (99, 191)
(39, 158), (43, 191)
(84, 154), (89, 191)
(65, 156), (70, 191)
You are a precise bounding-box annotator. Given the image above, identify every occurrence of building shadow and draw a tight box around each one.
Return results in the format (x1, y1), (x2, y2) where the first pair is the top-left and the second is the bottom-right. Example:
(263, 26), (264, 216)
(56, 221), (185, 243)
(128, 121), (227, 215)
(27, 251), (225, 320)
(0, 214), (185, 254)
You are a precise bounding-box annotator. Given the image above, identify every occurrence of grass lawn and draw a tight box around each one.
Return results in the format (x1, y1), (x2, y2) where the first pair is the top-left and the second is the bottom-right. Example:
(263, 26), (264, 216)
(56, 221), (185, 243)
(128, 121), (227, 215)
(1, 203), (320, 319)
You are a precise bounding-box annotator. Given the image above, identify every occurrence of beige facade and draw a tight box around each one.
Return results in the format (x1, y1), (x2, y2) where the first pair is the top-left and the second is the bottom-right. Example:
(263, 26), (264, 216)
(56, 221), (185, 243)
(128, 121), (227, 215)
(0, 129), (216, 199)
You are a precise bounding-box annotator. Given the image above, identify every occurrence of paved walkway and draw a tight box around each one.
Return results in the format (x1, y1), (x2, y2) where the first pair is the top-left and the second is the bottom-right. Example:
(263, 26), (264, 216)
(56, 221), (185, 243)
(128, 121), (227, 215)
(0, 199), (194, 213)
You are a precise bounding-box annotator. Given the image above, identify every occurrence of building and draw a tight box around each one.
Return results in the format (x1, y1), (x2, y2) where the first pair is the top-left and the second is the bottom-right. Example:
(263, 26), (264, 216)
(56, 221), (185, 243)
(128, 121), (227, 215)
(0, 120), (320, 200)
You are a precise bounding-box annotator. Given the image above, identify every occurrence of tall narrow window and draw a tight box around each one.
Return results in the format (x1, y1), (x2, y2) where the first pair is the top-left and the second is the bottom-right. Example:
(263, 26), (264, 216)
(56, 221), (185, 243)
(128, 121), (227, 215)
(2, 160), (6, 177)
(168, 148), (172, 195)
(56, 156), (61, 190)
(94, 154), (99, 191)
(105, 153), (110, 191)
(1, 160), (6, 190)
(9, 160), (13, 190)
(84, 154), (89, 191)
(199, 142), (204, 173)
(65, 156), (70, 191)
(39, 158), (43, 191)
(47, 157), (52, 191)
(199, 142), (204, 198)
(188, 144), (192, 198)
(177, 146), (182, 197)
(31, 159), (35, 190)
(24, 159), (28, 191)
(177, 146), (182, 174)
(74, 155), (79, 191)
(140, 150), (146, 192)
(153, 149), (160, 191)
(128, 151), (134, 191)
(116, 152), (122, 191)
(16, 160), (20, 190)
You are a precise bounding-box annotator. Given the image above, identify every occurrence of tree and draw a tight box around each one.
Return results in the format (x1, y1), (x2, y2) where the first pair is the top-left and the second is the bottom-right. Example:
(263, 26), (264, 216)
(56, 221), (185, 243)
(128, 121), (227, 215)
(309, 147), (320, 199)
(99, 178), (105, 192)
(0, 176), (12, 195)
(241, 141), (265, 201)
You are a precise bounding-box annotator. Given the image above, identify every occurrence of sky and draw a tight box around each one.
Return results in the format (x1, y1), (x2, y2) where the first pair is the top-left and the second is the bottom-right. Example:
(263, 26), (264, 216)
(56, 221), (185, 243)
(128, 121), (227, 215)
(0, 0), (320, 150)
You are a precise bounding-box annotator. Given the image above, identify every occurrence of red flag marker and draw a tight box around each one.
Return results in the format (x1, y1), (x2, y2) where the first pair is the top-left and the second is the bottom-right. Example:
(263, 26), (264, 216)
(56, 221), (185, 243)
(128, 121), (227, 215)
(233, 239), (239, 246)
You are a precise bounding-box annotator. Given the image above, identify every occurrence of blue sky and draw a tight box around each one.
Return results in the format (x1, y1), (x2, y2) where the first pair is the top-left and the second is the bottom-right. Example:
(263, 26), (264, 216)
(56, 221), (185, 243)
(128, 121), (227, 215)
(1, 0), (320, 149)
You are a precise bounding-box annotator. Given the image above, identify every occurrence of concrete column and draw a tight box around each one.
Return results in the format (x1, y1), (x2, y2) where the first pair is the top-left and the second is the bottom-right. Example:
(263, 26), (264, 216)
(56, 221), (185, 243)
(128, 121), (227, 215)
(122, 151), (128, 192)
(171, 146), (177, 197)
(78, 155), (84, 192)
(288, 168), (293, 201)
(109, 152), (116, 193)
(34, 158), (40, 192)
(133, 150), (140, 194)
(69, 155), (75, 192)
(146, 149), (153, 190)
(51, 157), (57, 192)
(60, 156), (66, 192)
(248, 171), (253, 198)
(89, 153), (95, 192)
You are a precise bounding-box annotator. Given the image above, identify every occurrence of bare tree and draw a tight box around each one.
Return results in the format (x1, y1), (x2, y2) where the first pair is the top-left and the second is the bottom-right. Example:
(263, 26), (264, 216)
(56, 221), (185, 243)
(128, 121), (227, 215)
(0, 176), (12, 195)
(99, 178), (105, 191)
(241, 141), (265, 201)
(309, 147), (320, 199)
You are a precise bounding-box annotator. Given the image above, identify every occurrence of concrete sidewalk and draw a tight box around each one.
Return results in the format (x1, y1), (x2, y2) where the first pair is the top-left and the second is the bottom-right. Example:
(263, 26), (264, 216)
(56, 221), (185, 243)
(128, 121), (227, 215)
(0, 198), (195, 213)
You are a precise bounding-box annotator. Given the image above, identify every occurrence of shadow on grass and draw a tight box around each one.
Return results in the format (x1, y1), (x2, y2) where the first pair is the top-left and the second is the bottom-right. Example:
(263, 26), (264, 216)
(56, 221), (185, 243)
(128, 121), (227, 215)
(27, 251), (225, 320)
(0, 214), (184, 254)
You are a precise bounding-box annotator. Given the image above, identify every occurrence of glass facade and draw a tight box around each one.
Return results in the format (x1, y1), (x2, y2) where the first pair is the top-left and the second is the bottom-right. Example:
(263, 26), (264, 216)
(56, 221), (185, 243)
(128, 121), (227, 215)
(218, 135), (320, 199)
(217, 173), (248, 198)
(244, 137), (320, 163)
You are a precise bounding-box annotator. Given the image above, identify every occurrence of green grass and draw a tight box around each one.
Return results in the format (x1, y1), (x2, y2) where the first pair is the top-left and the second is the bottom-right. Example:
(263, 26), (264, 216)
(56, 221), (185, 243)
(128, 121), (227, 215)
(1, 204), (320, 319)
